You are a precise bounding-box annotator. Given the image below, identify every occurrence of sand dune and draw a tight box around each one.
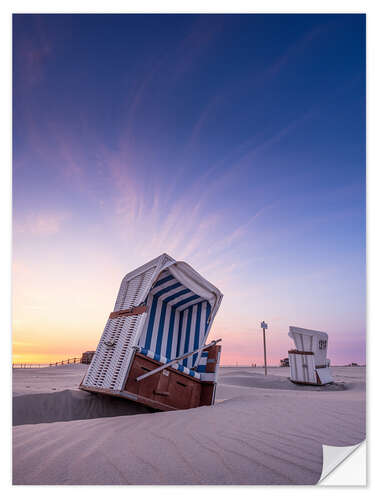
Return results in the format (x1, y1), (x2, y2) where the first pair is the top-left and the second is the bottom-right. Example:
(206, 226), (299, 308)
(12, 365), (365, 485)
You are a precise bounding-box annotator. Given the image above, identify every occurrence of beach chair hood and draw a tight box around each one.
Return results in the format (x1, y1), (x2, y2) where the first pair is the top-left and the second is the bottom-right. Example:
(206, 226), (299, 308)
(160, 260), (222, 314)
(288, 326), (329, 367)
(113, 254), (222, 314)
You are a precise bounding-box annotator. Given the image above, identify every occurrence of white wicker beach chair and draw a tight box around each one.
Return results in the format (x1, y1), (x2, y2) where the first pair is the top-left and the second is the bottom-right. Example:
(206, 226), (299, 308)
(80, 254), (223, 410)
(288, 326), (334, 385)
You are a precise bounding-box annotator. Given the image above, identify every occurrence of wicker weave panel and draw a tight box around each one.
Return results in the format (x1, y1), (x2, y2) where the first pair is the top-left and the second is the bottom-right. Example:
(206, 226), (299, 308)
(82, 258), (174, 390)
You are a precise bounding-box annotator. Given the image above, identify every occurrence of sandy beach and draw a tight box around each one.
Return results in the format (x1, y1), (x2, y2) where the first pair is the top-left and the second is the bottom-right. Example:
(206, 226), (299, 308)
(12, 364), (365, 485)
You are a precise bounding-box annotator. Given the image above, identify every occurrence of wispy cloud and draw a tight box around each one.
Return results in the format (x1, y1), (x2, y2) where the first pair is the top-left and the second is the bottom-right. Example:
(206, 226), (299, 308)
(184, 93), (223, 155)
(15, 211), (70, 236)
(14, 15), (54, 87)
(195, 108), (318, 203)
(266, 23), (326, 78)
(170, 16), (224, 83)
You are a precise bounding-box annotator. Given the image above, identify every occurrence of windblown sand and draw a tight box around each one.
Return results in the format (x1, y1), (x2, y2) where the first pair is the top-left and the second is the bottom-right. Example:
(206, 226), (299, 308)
(13, 365), (365, 485)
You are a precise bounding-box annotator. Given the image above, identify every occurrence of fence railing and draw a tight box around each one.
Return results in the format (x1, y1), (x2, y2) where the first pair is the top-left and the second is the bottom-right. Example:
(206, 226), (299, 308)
(12, 357), (82, 368)
(49, 357), (81, 366)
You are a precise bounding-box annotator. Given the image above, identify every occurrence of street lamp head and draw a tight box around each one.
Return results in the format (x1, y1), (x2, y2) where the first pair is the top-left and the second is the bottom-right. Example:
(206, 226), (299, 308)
(261, 321), (268, 330)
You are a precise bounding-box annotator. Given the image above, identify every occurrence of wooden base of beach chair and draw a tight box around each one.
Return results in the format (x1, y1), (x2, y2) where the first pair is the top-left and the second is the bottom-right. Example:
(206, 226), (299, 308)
(80, 350), (218, 412)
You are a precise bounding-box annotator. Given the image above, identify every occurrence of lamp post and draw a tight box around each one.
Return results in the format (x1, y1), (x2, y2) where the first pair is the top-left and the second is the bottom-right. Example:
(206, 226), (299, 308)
(261, 321), (268, 376)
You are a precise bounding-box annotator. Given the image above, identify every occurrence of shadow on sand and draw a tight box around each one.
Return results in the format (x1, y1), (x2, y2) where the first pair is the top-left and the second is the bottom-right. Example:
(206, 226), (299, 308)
(219, 371), (348, 392)
(13, 389), (155, 426)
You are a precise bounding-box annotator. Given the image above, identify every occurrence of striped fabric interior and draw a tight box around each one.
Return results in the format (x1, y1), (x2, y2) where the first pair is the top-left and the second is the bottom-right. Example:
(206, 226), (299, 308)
(138, 270), (212, 368)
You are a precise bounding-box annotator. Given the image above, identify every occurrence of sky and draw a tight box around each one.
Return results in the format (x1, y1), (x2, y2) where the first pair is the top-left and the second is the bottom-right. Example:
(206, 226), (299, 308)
(12, 14), (366, 365)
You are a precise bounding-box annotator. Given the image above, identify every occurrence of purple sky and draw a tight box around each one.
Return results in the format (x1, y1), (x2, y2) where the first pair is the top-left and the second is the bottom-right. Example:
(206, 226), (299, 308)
(13, 14), (365, 364)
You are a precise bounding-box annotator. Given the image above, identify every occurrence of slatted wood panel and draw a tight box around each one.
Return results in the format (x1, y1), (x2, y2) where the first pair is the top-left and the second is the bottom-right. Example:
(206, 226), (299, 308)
(288, 352), (317, 384)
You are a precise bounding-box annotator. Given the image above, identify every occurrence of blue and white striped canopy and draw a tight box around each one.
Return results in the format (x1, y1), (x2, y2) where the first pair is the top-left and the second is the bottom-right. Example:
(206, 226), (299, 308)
(138, 270), (212, 368)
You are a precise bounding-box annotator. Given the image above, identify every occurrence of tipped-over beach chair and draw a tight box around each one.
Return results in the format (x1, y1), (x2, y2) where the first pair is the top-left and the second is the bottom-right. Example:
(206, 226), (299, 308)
(288, 326), (334, 385)
(80, 254), (223, 411)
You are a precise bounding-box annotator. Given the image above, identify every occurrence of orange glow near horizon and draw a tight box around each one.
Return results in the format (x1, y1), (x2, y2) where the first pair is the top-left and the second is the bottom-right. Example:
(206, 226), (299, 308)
(12, 247), (295, 366)
(12, 244), (363, 367)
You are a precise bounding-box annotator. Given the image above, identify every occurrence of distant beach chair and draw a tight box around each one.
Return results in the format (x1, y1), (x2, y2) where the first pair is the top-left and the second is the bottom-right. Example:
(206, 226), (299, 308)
(80, 253), (223, 411)
(288, 326), (334, 385)
(280, 357), (289, 368)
